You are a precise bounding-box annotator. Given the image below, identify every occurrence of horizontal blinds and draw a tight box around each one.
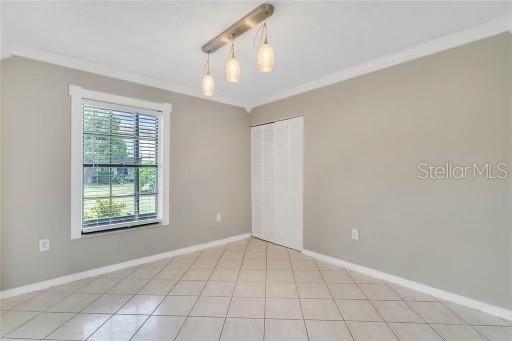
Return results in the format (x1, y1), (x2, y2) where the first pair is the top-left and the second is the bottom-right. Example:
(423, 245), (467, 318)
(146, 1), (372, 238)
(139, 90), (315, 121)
(82, 100), (160, 232)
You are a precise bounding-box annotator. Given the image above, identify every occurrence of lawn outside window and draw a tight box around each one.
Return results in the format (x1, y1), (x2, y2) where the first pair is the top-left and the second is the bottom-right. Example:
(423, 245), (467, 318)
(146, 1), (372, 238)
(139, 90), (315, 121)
(69, 85), (171, 239)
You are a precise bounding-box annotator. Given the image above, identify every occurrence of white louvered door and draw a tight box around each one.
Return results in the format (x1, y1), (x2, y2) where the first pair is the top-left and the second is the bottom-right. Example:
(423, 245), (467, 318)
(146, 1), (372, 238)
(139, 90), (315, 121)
(251, 117), (303, 250)
(251, 124), (265, 240)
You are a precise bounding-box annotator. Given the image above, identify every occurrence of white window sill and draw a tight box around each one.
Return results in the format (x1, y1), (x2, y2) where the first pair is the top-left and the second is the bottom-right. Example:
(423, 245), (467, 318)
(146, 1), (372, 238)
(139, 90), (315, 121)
(79, 221), (165, 239)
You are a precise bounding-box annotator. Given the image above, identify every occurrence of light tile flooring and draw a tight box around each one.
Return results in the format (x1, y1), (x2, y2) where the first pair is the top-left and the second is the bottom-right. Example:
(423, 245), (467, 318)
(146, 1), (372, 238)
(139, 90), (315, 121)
(1, 237), (511, 341)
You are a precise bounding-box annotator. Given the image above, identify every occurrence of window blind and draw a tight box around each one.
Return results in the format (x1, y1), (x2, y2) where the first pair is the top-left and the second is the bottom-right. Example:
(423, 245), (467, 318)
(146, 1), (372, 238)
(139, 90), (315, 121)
(82, 99), (160, 233)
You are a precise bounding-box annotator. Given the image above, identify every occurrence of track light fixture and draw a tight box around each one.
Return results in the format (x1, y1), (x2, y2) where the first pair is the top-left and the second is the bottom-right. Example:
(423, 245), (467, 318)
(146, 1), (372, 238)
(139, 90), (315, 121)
(200, 3), (275, 97)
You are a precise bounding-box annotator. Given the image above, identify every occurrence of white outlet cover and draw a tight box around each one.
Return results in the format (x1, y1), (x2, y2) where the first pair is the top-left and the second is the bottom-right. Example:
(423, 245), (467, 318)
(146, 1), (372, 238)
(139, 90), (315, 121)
(351, 228), (359, 241)
(216, 213), (222, 222)
(39, 239), (50, 252)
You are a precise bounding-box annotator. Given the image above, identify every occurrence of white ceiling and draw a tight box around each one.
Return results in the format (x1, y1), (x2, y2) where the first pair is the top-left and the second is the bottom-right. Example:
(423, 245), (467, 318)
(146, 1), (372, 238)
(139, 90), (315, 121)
(2, 1), (511, 109)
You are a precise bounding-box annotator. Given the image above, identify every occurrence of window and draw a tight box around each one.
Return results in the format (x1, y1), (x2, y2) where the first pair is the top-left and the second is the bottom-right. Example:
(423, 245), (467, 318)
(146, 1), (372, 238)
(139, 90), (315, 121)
(70, 86), (171, 238)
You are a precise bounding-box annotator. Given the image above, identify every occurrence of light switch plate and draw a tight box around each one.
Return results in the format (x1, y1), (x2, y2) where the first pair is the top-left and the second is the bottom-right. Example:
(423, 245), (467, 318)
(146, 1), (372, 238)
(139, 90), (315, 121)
(216, 213), (222, 222)
(39, 239), (50, 252)
(351, 228), (359, 241)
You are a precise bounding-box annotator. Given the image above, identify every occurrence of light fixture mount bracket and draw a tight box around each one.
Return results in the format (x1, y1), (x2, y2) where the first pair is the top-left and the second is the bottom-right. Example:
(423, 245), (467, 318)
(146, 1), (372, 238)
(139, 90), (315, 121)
(201, 3), (274, 54)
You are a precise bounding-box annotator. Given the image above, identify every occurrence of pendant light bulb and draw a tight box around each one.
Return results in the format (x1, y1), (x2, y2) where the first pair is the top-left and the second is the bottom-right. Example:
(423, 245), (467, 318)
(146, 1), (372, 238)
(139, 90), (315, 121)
(258, 23), (274, 72)
(202, 54), (215, 97)
(202, 73), (215, 97)
(225, 41), (240, 83)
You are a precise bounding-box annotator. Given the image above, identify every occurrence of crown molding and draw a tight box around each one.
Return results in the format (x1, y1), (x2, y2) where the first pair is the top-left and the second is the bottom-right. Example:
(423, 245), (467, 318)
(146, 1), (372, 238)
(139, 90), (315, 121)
(5, 43), (247, 109)
(248, 14), (512, 110)
(3, 14), (511, 113)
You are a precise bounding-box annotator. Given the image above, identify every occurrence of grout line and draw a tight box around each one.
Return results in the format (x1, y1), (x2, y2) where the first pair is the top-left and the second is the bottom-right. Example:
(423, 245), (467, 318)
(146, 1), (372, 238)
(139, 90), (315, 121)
(8, 313), (488, 323)
(316, 260), (356, 341)
(43, 294), (110, 339)
(95, 261), (173, 340)
(348, 272), (402, 341)
(2, 311), (43, 338)
(4, 295), (477, 306)
(5, 278), (102, 339)
(126, 254), (191, 340)
(218, 238), (249, 340)
(441, 302), (493, 341)
(263, 238), (268, 340)
(170, 243), (228, 341)
(76, 266), (143, 336)
(386, 283), (449, 341)
(289, 248), (310, 340)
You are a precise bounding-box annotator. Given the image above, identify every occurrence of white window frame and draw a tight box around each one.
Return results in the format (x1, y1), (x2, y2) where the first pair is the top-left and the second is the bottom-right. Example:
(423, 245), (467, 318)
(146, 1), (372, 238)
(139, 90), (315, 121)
(69, 85), (171, 239)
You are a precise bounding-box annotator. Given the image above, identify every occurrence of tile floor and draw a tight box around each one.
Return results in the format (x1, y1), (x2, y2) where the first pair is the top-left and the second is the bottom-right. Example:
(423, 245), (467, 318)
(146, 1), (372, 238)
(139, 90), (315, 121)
(1, 237), (511, 340)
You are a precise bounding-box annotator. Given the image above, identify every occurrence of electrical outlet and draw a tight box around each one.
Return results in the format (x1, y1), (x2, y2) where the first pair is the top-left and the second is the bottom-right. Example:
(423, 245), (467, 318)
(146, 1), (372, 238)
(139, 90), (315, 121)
(216, 213), (222, 223)
(39, 239), (50, 252)
(351, 228), (359, 241)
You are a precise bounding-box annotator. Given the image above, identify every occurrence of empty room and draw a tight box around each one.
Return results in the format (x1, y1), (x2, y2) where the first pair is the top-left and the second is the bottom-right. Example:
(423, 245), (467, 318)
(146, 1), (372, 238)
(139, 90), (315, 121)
(0, 1), (511, 340)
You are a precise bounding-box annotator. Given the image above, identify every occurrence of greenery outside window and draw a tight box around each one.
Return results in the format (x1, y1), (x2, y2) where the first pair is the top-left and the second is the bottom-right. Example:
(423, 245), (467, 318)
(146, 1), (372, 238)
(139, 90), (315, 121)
(82, 100), (160, 232)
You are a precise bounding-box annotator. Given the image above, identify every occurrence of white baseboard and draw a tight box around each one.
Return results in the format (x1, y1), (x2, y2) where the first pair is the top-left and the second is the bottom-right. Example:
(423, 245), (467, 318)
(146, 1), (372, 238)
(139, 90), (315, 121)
(0, 233), (251, 300)
(302, 249), (512, 321)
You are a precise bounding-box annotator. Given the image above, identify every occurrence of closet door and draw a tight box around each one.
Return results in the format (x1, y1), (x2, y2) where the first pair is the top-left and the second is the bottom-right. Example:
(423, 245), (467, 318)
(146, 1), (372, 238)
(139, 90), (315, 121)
(273, 117), (303, 250)
(251, 117), (303, 250)
(251, 125), (265, 239)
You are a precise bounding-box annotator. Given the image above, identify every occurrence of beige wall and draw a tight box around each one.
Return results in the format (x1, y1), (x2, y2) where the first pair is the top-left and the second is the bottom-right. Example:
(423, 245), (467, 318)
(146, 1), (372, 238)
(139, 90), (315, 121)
(1, 57), (251, 290)
(0, 45), (3, 290)
(251, 33), (512, 309)
(2, 33), (511, 310)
